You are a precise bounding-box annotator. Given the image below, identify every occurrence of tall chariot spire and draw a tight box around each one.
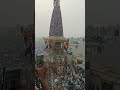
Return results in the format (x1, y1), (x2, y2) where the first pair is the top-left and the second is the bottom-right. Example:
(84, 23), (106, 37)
(44, 0), (69, 67)
(49, 0), (63, 36)
(54, 0), (60, 6)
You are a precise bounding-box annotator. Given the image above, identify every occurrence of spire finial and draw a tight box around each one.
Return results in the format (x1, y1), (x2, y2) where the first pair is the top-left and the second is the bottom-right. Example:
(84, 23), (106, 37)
(54, 0), (60, 6)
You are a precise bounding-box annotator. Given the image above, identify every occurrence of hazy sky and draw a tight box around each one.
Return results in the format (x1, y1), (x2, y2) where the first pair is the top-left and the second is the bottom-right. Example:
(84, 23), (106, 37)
(0, 0), (34, 26)
(35, 0), (85, 38)
(86, 0), (120, 26)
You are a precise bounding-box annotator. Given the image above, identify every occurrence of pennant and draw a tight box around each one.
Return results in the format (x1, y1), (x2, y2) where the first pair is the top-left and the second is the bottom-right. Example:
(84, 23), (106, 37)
(64, 39), (69, 51)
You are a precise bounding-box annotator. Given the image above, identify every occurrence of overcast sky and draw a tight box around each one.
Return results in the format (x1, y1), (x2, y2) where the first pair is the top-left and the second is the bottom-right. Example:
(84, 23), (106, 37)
(0, 0), (34, 26)
(86, 0), (120, 26)
(0, 0), (119, 36)
(35, 0), (85, 38)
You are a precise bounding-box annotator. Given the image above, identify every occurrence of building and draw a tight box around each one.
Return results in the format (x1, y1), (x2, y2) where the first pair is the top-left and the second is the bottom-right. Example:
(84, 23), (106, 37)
(0, 23), (35, 90)
(86, 25), (120, 90)
(0, 26), (26, 90)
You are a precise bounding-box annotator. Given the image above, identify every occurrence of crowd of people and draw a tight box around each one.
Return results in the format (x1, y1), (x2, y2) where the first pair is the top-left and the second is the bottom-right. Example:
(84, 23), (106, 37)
(51, 64), (85, 90)
(35, 41), (85, 90)
(35, 63), (85, 90)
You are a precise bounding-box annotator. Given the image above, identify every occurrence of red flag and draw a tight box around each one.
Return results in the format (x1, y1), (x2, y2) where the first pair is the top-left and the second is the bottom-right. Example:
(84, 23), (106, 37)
(64, 39), (69, 49)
